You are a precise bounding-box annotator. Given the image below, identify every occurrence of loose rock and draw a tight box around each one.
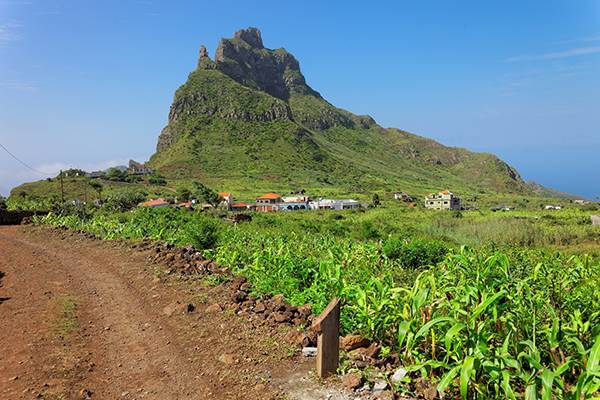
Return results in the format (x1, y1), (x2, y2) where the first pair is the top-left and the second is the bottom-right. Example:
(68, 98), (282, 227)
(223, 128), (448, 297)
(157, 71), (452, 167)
(341, 372), (362, 390)
(340, 334), (370, 351)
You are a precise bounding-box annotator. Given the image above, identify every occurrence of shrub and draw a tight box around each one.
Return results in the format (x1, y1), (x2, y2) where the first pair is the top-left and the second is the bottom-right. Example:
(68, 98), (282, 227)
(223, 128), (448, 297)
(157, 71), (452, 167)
(149, 175), (167, 185)
(102, 191), (146, 212)
(184, 215), (220, 249)
(393, 238), (448, 268)
(356, 221), (380, 240)
(382, 235), (404, 259)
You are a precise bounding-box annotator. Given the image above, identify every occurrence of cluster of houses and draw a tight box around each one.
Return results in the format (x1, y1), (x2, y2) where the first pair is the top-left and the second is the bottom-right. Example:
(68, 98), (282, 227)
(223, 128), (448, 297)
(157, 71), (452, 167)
(140, 189), (469, 212)
(140, 192), (365, 212)
(88, 160), (152, 179)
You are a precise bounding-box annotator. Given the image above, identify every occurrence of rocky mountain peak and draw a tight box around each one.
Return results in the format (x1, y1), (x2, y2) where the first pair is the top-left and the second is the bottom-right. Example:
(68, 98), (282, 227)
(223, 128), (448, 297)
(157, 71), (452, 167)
(197, 44), (216, 69)
(210, 27), (319, 100)
(199, 44), (208, 58)
(233, 27), (263, 48)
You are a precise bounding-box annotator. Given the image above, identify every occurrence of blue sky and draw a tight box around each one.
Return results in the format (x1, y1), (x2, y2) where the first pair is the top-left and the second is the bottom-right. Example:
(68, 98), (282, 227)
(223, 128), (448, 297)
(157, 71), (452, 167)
(0, 0), (599, 198)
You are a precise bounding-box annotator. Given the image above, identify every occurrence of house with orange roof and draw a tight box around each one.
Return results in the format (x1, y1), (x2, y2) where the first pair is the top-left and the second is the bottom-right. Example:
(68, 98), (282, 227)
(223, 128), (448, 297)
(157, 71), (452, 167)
(255, 192), (282, 212)
(139, 198), (169, 208)
(218, 192), (233, 210)
(425, 190), (461, 210)
(231, 202), (255, 212)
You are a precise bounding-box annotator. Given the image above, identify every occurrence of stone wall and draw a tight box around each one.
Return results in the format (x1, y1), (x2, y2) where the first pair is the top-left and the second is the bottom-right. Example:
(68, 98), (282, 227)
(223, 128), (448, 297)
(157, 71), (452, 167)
(592, 215), (600, 226)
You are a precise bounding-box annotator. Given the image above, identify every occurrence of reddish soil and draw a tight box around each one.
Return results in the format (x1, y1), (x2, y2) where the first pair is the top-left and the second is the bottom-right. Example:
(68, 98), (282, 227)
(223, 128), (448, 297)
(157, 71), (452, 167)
(0, 226), (320, 400)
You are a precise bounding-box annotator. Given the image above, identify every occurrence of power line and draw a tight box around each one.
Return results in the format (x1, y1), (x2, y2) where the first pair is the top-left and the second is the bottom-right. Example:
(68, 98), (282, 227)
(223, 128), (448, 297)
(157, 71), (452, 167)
(0, 142), (54, 176)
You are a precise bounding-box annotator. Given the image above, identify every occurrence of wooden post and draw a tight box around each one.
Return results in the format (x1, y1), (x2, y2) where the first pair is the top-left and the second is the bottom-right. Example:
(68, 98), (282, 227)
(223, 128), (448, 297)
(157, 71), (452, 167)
(311, 297), (341, 378)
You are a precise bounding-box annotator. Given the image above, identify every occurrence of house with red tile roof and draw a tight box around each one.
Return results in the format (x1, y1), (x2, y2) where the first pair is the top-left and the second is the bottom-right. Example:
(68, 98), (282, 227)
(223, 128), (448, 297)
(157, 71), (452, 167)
(139, 198), (169, 208)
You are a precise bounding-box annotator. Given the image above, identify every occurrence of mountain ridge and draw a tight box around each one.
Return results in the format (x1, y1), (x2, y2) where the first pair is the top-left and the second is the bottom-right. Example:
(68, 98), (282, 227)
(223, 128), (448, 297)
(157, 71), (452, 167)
(150, 27), (528, 194)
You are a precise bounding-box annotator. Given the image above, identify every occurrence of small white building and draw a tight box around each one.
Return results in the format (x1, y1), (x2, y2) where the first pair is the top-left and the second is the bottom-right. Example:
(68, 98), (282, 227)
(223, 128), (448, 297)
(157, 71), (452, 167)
(309, 199), (361, 210)
(545, 205), (562, 210)
(282, 196), (310, 203)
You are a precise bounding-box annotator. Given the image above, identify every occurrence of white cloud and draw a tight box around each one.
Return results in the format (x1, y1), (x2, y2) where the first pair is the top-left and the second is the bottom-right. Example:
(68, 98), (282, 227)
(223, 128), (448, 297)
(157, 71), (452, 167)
(505, 46), (600, 62)
(0, 80), (37, 91)
(0, 21), (22, 48)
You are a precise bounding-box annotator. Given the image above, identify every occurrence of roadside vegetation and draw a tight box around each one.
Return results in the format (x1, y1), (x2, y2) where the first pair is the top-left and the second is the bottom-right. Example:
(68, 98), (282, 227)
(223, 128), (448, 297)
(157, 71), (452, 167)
(33, 200), (600, 399)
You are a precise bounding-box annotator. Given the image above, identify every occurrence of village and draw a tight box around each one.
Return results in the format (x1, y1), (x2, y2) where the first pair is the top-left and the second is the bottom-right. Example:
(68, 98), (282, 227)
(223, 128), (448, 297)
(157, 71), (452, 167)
(54, 160), (593, 216)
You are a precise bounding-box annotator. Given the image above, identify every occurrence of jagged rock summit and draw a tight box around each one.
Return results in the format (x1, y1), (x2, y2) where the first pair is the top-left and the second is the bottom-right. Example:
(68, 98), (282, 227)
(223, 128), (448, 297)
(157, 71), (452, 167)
(150, 27), (527, 194)
(208, 27), (319, 100)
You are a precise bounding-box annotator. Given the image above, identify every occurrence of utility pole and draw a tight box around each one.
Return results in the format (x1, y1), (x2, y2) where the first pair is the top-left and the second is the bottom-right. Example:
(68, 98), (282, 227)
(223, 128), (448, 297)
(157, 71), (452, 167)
(59, 170), (65, 203)
(83, 178), (88, 204)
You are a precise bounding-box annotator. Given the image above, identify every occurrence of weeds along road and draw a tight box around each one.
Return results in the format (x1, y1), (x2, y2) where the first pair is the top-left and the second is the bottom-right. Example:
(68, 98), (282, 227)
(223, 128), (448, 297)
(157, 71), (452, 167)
(0, 225), (321, 400)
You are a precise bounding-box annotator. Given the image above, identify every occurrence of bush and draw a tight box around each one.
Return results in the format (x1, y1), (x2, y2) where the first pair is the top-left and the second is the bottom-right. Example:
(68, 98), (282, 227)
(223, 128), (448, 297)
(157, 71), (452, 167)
(102, 191), (146, 212)
(149, 175), (167, 185)
(184, 215), (220, 249)
(399, 239), (448, 268)
(384, 237), (448, 268)
(356, 221), (380, 240)
(382, 235), (404, 259)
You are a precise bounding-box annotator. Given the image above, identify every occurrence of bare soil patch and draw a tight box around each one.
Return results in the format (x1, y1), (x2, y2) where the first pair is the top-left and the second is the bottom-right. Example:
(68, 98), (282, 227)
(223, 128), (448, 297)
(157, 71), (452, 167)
(0, 225), (347, 400)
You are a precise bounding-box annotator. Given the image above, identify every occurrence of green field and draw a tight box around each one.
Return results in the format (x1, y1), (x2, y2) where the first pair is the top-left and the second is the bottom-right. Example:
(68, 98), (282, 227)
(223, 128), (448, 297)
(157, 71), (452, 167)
(34, 201), (600, 399)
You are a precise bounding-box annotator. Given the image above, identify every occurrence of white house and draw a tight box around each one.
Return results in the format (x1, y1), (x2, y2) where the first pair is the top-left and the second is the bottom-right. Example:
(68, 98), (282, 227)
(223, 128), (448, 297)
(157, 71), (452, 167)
(425, 190), (461, 210)
(545, 205), (562, 210)
(309, 199), (361, 210)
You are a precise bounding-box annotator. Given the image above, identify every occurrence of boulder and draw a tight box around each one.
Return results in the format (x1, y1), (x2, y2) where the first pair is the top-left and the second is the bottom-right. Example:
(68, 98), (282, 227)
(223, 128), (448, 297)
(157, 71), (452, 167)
(340, 334), (370, 351)
(205, 303), (222, 313)
(341, 372), (362, 390)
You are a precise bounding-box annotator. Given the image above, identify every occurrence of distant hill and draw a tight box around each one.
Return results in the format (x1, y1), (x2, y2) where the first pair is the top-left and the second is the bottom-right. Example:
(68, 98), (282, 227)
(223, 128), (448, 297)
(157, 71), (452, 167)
(149, 27), (530, 195)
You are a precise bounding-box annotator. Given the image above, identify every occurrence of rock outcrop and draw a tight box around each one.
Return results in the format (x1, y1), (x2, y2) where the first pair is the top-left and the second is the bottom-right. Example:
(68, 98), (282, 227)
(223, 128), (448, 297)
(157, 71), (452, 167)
(210, 27), (319, 100)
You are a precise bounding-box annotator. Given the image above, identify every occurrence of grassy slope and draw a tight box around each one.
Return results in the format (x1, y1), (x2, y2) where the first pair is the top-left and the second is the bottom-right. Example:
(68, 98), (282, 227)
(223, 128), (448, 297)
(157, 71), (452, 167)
(148, 47), (530, 198)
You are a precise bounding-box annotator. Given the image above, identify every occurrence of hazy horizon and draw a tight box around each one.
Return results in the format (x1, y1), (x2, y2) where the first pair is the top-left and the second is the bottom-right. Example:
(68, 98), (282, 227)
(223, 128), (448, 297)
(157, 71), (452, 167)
(1, 1), (599, 199)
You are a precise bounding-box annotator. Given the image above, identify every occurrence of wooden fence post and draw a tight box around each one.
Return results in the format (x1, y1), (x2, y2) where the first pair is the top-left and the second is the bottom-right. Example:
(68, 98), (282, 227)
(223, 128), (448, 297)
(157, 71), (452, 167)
(311, 297), (341, 378)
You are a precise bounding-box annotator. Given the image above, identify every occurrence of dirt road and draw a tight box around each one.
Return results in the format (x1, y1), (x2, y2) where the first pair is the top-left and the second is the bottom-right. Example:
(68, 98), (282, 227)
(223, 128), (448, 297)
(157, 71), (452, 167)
(0, 226), (334, 400)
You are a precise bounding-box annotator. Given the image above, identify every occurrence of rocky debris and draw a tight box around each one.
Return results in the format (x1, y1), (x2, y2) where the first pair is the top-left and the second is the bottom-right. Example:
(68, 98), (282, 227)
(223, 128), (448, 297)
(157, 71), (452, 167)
(79, 388), (93, 399)
(218, 353), (237, 365)
(162, 301), (195, 317)
(341, 372), (362, 390)
(301, 347), (317, 357)
(149, 240), (315, 343)
(349, 342), (381, 361)
(149, 243), (223, 276)
(230, 275), (247, 291)
(415, 378), (438, 400)
(374, 390), (394, 400)
(205, 303), (222, 313)
(340, 334), (371, 352)
(372, 380), (388, 393)
(390, 367), (407, 383)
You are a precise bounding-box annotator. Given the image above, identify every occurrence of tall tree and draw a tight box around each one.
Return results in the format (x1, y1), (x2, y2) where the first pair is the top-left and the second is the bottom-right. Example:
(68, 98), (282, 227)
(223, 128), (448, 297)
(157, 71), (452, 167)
(192, 181), (222, 208)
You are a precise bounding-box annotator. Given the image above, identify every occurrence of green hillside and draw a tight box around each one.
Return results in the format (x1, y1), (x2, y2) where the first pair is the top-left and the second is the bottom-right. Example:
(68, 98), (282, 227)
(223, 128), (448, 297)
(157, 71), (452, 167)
(149, 27), (529, 196)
